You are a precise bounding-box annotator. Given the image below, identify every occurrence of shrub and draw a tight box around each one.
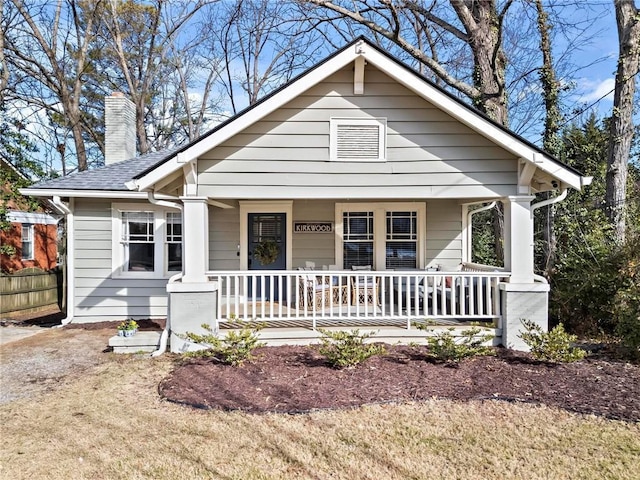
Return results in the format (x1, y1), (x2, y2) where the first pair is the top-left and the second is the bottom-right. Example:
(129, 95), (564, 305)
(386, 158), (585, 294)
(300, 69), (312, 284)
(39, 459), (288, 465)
(317, 329), (386, 368)
(518, 319), (586, 363)
(416, 325), (494, 363)
(182, 320), (265, 366)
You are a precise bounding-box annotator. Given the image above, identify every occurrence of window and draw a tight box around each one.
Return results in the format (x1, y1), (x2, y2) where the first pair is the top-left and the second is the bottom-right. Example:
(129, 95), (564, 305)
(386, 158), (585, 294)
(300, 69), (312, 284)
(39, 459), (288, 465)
(122, 212), (155, 272)
(112, 204), (182, 277)
(21, 224), (34, 260)
(166, 212), (183, 272)
(386, 211), (417, 269)
(343, 211), (374, 269)
(330, 118), (386, 161)
(336, 203), (425, 270)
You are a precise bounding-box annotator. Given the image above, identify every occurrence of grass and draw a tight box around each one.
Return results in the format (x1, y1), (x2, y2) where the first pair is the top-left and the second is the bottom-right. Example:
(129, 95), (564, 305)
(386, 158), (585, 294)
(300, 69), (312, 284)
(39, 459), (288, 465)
(1, 354), (639, 480)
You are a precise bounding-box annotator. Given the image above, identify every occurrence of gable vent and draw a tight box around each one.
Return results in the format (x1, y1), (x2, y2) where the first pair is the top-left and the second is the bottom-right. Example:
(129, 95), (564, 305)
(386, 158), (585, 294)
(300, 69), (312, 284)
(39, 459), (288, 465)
(331, 118), (386, 161)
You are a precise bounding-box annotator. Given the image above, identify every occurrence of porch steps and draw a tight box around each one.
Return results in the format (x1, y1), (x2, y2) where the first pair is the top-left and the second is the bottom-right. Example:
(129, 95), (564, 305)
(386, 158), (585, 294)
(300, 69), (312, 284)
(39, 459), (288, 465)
(108, 331), (165, 354)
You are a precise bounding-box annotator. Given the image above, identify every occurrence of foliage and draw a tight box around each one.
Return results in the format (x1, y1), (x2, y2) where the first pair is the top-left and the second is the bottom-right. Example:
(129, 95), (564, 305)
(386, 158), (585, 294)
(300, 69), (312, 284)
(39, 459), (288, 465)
(415, 325), (494, 364)
(317, 329), (386, 368)
(549, 116), (640, 337)
(117, 319), (139, 331)
(182, 319), (265, 366)
(613, 234), (640, 359)
(519, 319), (586, 363)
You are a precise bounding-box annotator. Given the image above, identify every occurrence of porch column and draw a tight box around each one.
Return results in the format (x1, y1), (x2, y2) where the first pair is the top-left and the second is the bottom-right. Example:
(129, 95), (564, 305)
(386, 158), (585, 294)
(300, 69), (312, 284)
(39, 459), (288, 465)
(501, 195), (549, 351)
(180, 196), (209, 283)
(503, 195), (535, 284)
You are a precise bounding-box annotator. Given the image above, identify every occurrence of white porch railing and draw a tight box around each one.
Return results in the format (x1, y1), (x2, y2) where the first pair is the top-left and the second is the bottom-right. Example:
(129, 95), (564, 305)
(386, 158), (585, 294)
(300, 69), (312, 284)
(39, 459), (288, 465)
(206, 269), (510, 331)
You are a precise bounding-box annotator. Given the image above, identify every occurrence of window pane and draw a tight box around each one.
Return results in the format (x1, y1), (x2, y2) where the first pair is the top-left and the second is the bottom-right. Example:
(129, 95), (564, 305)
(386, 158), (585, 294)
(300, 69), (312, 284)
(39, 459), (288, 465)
(344, 242), (373, 270)
(167, 243), (182, 271)
(386, 211), (417, 269)
(127, 243), (154, 271)
(386, 241), (417, 269)
(123, 212), (154, 242)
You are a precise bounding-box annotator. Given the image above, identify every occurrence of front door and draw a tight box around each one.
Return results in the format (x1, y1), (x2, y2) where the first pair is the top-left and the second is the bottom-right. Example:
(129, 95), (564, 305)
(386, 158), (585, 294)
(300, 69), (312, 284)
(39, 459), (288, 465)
(248, 213), (286, 300)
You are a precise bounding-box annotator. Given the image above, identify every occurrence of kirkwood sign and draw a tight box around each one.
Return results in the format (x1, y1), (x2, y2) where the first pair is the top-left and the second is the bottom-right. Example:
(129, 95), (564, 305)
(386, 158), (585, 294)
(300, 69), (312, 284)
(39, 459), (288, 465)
(294, 222), (334, 233)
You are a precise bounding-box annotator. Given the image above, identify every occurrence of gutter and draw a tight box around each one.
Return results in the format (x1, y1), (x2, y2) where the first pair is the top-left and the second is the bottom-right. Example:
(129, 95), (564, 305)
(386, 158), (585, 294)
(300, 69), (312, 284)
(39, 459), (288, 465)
(531, 188), (568, 214)
(146, 191), (182, 357)
(465, 201), (497, 262)
(52, 196), (74, 327)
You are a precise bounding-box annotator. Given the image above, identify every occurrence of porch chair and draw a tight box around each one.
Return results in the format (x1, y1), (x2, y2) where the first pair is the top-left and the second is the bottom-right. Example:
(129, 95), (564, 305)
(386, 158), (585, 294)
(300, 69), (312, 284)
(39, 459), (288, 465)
(298, 274), (346, 310)
(350, 266), (381, 306)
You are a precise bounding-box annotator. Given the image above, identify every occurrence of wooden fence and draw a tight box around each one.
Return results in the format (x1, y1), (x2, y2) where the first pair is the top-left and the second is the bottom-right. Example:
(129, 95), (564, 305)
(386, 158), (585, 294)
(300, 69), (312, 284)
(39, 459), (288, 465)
(0, 267), (63, 317)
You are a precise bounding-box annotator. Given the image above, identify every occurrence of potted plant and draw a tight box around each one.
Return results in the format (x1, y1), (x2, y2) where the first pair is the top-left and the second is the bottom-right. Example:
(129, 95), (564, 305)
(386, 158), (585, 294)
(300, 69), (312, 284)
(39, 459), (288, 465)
(117, 320), (139, 337)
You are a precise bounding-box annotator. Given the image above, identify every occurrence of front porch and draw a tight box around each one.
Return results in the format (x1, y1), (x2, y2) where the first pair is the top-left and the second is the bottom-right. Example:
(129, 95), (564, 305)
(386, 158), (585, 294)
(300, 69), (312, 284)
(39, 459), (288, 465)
(209, 265), (510, 330)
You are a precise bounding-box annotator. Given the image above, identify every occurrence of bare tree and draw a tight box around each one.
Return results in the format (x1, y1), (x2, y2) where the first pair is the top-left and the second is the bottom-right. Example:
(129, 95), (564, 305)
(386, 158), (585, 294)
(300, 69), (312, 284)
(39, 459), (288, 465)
(209, 0), (325, 115)
(605, 0), (639, 243)
(98, 0), (215, 154)
(4, 0), (103, 172)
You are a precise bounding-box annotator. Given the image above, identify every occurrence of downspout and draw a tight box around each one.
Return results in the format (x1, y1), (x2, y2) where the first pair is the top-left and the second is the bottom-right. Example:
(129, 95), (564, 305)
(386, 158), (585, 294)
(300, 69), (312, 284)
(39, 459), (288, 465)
(52, 196), (74, 327)
(529, 188), (568, 284)
(466, 201), (497, 261)
(147, 191), (182, 357)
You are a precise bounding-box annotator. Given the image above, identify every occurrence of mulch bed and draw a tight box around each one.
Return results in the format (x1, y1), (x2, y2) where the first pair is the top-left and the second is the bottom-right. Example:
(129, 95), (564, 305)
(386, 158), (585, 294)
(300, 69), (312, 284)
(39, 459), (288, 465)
(159, 345), (640, 422)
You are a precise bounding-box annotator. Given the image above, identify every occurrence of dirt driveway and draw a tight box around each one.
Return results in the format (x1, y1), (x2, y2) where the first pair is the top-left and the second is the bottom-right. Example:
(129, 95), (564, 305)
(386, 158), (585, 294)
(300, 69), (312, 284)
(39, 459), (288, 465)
(0, 326), (114, 403)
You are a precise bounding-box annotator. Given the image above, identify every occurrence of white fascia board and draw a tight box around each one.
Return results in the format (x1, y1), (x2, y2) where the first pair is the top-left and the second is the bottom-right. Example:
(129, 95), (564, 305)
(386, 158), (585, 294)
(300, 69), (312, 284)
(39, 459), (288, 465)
(20, 188), (176, 200)
(7, 210), (59, 225)
(135, 48), (362, 192)
(361, 48), (584, 190)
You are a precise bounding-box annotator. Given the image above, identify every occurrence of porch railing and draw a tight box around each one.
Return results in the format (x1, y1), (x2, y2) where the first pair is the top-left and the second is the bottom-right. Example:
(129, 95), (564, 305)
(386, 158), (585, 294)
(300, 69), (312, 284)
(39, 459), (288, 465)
(206, 269), (510, 331)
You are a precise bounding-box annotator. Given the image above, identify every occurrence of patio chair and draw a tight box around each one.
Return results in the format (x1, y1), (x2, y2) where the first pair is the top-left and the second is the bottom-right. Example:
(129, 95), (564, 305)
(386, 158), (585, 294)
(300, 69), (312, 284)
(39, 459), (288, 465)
(298, 274), (345, 310)
(351, 274), (381, 306)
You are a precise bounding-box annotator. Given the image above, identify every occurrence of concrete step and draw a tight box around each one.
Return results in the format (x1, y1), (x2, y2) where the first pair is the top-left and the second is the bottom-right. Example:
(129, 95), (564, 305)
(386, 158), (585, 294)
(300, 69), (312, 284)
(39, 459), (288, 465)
(109, 331), (165, 353)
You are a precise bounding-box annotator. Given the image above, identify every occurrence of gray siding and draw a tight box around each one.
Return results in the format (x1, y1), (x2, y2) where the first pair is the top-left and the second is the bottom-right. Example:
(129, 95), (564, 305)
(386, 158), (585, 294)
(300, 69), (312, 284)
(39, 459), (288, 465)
(198, 65), (518, 199)
(73, 198), (169, 322)
(425, 200), (463, 267)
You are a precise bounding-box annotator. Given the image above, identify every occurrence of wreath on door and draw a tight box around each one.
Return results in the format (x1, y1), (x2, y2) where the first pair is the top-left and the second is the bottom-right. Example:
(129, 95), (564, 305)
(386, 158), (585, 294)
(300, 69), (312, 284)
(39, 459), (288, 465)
(254, 239), (280, 265)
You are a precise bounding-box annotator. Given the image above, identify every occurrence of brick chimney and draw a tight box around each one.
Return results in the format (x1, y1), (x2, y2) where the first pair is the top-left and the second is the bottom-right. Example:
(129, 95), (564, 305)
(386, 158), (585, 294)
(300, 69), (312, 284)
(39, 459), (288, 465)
(104, 92), (136, 165)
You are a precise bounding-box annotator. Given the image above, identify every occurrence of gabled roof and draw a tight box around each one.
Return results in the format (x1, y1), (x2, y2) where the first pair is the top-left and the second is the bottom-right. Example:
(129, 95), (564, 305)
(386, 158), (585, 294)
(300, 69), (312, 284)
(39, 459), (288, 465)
(25, 37), (589, 196)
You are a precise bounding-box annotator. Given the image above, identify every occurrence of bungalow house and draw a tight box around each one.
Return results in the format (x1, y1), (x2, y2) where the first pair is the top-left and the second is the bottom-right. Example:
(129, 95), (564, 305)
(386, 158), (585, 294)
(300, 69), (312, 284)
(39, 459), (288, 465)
(22, 38), (591, 352)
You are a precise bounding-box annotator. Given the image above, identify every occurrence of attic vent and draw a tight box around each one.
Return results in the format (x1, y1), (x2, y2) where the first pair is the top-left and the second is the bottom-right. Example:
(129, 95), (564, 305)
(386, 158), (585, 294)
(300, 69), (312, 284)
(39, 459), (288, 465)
(330, 118), (386, 161)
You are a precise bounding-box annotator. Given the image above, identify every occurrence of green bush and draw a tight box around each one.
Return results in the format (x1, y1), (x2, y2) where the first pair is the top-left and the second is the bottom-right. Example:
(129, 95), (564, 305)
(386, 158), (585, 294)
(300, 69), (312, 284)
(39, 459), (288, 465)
(182, 320), (265, 366)
(317, 329), (386, 368)
(518, 319), (586, 363)
(416, 325), (494, 363)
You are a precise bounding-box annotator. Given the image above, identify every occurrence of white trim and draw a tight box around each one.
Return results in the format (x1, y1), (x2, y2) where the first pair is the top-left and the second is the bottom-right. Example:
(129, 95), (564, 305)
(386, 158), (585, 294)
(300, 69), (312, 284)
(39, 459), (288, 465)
(111, 202), (183, 279)
(20, 189), (179, 199)
(239, 201), (293, 271)
(335, 202), (426, 270)
(7, 210), (58, 225)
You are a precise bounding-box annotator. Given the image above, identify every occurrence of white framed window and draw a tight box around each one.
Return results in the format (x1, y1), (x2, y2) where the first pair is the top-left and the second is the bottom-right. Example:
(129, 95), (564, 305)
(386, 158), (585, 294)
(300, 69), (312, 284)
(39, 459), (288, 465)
(21, 224), (34, 260)
(112, 203), (182, 278)
(330, 117), (386, 161)
(166, 212), (183, 272)
(336, 203), (425, 270)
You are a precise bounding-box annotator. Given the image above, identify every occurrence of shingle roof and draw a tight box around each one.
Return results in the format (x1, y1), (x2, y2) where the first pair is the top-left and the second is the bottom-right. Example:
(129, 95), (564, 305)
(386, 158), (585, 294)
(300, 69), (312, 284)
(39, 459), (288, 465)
(29, 148), (177, 191)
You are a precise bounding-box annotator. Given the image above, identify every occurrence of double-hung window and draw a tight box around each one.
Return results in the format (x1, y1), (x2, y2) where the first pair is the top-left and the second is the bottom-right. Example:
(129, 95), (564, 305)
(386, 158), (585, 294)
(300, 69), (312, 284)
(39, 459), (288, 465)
(337, 203), (425, 270)
(21, 224), (34, 260)
(342, 211), (374, 269)
(113, 204), (182, 277)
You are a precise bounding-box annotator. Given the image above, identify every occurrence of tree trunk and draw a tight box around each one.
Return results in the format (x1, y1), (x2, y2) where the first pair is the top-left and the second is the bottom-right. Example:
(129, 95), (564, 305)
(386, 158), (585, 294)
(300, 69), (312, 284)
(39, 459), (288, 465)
(534, 0), (562, 276)
(605, 0), (640, 243)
